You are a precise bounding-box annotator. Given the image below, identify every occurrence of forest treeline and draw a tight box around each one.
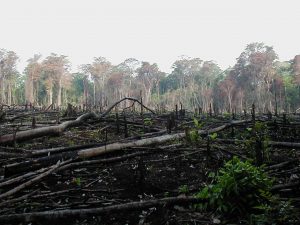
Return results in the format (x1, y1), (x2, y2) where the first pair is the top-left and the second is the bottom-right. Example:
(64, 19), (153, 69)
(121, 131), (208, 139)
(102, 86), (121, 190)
(0, 42), (300, 113)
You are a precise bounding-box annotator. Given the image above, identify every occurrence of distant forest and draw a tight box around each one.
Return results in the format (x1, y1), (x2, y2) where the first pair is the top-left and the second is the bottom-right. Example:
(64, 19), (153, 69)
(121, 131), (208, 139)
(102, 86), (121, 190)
(1, 42), (300, 113)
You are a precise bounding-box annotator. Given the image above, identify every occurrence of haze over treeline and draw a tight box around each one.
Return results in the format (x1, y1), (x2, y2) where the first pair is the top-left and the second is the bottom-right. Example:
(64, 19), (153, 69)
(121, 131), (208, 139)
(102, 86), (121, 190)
(0, 42), (300, 113)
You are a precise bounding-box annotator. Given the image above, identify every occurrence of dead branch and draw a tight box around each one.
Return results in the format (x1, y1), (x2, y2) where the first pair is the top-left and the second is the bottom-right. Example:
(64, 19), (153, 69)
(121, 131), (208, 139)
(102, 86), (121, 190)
(30, 142), (102, 156)
(272, 182), (300, 191)
(0, 196), (204, 223)
(101, 97), (155, 117)
(266, 160), (298, 170)
(57, 151), (151, 172)
(0, 159), (72, 200)
(269, 141), (300, 148)
(4, 151), (77, 177)
(0, 190), (39, 208)
(4, 131), (168, 177)
(0, 167), (47, 188)
(216, 138), (300, 149)
(214, 145), (247, 159)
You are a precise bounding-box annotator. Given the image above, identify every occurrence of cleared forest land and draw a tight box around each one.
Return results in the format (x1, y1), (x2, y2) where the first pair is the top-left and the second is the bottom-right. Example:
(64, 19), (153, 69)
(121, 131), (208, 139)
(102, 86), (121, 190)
(0, 100), (299, 224)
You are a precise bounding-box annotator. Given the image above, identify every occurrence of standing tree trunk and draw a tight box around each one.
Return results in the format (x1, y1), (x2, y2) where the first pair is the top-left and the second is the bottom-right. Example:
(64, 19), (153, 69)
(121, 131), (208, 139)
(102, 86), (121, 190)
(7, 82), (12, 106)
(0, 77), (5, 103)
(57, 78), (62, 106)
(93, 82), (96, 106)
(25, 76), (34, 104)
(48, 84), (53, 106)
(83, 78), (88, 107)
(49, 89), (53, 106)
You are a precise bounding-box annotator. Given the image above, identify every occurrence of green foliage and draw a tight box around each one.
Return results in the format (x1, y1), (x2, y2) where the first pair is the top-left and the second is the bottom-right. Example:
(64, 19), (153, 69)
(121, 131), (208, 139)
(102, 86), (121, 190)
(193, 118), (203, 129)
(73, 177), (81, 186)
(164, 192), (170, 197)
(66, 139), (75, 146)
(189, 130), (200, 143)
(275, 61), (300, 110)
(69, 73), (93, 105)
(223, 112), (231, 119)
(209, 132), (218, 140)
(195, 157), (273, 217)
(246, 127), (252, 132)
(242, 122), (270, 163)
(159, 75), (179, 93)
(283, 75), (300, 109)
(249, 199), (299, 225)
(186, 118), (204, 144)
(186, 120), (218, 145)
(14, 74), (26, 104)
(178, 185), (189, 194)
(144, 117), (153, 126)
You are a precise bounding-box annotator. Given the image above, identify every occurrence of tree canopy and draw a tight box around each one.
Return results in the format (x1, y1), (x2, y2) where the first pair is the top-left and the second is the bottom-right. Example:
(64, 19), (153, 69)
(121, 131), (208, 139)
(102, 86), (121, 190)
(0, 42), (300, 113)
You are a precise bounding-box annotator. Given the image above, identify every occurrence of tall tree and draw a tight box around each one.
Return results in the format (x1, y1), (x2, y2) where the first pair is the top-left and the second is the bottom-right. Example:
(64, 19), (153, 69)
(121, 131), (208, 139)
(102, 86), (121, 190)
(85, 57), (112, 106)
(232, 42), (278, 112)
(41, 54), (70, 106)
(25, 54), (42, 104)
(0, 49), (19, 105)
(219, 74), (236, 112)
(136, 62), (163, 106)
(79, 64), (93, 107)
(169, 57), (221, 111)
(115, 58), (141, 99)
(0, 51), (5, 104)
(292, 55), (300, 102)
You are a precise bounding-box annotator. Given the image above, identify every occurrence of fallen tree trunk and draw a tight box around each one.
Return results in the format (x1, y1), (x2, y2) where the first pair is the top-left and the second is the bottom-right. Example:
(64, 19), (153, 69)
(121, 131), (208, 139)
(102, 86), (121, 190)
(30, 130), (167, 157)
(3, 120), (249, 177)
(0, 97), (154, 145)
(78, 120), (250, 159)
(3, 130), (168, 177)
(0, 112), (97, 144)
(0, 196), (204, 223)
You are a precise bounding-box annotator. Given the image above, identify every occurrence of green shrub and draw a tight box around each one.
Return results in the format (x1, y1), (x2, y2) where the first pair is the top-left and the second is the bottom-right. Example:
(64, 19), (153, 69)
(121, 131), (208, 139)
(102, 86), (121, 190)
(248, 199), (299, 225)
(144, 117), (153, 126)
(186, 118), (204, 144)
(241, 122), (270, 164)
(178, 184), (189, 194)
(195, 157), (273, 217)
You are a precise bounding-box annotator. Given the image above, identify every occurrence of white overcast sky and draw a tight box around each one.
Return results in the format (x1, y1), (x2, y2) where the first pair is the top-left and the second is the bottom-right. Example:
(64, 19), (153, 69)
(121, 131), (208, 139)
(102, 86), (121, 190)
(0, 0), (300, 73)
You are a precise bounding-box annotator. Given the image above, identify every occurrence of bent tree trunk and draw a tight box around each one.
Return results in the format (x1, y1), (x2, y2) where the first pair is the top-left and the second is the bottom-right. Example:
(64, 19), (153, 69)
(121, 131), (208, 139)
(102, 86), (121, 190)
(0, 97), (155, 145)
